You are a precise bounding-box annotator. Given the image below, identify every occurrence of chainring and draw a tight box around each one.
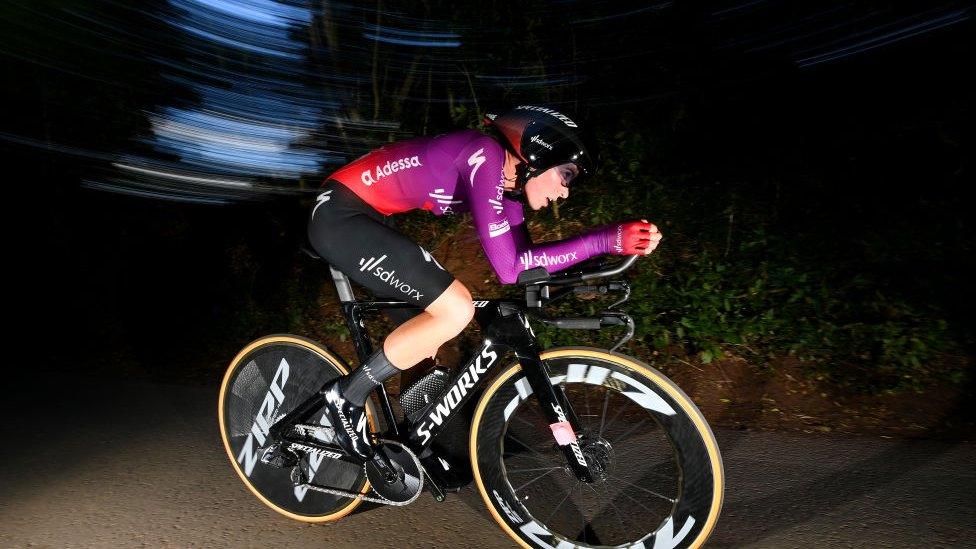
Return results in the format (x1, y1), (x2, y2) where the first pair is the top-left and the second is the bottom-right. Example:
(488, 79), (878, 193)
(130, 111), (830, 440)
(364, 439), (424, 505)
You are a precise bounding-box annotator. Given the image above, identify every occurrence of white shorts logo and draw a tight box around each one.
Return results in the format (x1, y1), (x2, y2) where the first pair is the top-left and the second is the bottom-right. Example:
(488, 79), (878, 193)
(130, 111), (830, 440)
(419, 246), (445, 270)
(359, 254), (425, 301)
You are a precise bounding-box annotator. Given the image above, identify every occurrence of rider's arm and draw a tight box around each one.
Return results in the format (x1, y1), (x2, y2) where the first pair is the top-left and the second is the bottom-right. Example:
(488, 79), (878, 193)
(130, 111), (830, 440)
(460, 136), (616, 284)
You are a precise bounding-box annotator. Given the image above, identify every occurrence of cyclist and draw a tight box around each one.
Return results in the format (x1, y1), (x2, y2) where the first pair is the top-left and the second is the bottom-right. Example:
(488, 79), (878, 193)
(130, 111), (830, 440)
(308, 105), (662, 461)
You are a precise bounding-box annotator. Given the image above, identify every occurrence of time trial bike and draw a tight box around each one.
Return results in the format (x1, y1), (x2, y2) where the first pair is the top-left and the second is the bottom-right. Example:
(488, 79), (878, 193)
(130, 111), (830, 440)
(218, 252), (724, 548)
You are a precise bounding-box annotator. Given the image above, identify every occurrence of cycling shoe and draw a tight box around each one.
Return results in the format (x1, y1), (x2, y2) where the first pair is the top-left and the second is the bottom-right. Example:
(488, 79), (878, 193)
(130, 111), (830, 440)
(321, 379), (374, 462)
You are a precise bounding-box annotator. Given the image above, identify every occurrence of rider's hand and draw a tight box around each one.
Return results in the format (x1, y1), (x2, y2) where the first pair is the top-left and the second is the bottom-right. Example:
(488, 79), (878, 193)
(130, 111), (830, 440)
(610, 219), (662, 256)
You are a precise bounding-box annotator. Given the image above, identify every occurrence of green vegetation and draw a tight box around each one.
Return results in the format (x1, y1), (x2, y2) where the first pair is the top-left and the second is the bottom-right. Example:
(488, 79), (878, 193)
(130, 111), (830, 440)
(532, 126), (968, 394)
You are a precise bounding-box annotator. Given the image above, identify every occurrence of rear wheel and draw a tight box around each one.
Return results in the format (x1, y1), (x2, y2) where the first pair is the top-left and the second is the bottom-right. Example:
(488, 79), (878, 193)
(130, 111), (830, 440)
(218, 334), (373, 522)
(470, 347), (724, 548)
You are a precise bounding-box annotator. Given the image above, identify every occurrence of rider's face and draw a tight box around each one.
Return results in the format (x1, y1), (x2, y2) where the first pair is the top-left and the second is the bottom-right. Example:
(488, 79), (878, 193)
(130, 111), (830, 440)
(524, 163), (578, 210)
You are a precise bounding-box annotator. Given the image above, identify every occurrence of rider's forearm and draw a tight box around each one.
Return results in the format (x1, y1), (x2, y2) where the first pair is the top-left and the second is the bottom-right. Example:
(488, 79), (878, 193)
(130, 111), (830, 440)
(491, 228), (612, 284)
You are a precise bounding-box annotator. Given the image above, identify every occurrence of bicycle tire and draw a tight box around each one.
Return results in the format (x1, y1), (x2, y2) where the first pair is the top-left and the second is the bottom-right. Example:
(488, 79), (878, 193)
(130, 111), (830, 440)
(470, 347), (724, 548)
(218, 334), (374, 522)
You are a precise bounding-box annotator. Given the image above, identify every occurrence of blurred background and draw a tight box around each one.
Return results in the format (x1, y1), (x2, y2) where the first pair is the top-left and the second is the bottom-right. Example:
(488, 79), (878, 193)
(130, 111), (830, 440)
(2, 0), (974, 431)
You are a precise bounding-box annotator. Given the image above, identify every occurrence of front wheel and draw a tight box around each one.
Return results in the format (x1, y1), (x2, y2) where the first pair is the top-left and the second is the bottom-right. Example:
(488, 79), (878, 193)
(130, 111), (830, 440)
(470, 347), (724, 548)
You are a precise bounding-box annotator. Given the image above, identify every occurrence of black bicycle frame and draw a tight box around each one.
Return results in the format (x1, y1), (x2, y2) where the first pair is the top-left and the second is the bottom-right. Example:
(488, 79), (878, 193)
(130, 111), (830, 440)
(320, 266), (596, 484)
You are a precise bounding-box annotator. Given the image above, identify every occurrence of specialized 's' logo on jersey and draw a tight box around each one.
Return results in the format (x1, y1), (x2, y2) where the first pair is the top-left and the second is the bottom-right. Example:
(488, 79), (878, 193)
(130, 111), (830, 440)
(361, 155), (422, 186)
(428, 188), (462, 215)
(468, 148), (486, 187)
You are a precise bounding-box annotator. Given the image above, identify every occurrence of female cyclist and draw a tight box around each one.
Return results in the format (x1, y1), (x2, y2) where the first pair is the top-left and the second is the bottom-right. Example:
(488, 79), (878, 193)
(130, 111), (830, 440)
(307, 105), (662, 461)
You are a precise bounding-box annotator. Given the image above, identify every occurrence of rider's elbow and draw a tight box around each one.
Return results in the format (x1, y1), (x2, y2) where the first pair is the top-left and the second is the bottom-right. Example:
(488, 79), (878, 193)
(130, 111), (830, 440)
(497, 270), (518, 285)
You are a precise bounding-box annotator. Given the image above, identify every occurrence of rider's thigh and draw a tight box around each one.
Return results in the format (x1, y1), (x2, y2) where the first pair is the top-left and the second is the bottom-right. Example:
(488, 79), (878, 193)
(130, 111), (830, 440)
(425, 279), (474, 328)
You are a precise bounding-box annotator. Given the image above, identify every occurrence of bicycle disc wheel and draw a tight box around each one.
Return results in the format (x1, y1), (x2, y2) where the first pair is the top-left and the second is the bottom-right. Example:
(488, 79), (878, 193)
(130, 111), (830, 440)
(218, 334), (373, 522)
(471, 347), (724, 548)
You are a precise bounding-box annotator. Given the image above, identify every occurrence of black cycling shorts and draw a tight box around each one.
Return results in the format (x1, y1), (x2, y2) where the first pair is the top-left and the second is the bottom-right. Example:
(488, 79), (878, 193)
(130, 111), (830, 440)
(307, 180), (455, 309)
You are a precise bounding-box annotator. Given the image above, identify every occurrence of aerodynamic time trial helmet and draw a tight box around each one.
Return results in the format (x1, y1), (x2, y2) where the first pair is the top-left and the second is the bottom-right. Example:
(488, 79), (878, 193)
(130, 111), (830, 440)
(485, 105), (595, 183)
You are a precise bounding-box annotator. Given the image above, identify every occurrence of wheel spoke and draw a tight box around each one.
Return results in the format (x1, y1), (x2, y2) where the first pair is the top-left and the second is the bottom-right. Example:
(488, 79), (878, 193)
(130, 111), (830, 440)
(608, 474), (676, 503)
(591, 482), (630, 530)
(599, 401), (628, 437)
(576, 483), (589, 544)
(506, 466), (562, 474)
(506, 433), (555, 463)
(515, 414), (542, 431)
(615, 481), (666, 516)
(543, 481), (578, 525)
(583, 385), (594, 432)
(609, 418), (649, 445)
(598, 389), (611, 437)
(514, 467), (559, 492)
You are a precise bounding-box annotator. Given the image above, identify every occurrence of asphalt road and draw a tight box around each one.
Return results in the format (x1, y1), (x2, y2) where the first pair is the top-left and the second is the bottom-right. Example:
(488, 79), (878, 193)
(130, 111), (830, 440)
(1, 373), (973, 548)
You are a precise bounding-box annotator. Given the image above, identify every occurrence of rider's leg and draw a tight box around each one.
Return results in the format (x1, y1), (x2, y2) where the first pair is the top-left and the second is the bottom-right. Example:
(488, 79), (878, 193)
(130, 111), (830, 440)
(319, 280), (471, 461)
(309, 181), (464, 460)
(330, 279), (472, 405)
(383, 279), (474, 369)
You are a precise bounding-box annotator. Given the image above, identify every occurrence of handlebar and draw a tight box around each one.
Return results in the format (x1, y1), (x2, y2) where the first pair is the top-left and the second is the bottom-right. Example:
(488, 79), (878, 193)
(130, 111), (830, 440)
(517, 256), (639, 353)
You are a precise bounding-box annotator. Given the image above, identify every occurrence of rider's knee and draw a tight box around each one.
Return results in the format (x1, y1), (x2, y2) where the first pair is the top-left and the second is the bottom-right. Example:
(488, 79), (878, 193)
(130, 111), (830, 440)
(427, 280), (474, 330)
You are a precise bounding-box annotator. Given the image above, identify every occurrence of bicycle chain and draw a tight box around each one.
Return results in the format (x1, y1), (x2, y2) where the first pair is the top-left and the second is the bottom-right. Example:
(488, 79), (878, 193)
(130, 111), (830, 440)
(286, 436), (423, 507)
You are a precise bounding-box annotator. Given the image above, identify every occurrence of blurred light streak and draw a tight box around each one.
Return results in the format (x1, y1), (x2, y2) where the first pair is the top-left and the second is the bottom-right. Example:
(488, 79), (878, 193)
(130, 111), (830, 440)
(711, 0), (770, 18)
(571, 2), (672, 25)
(362, 23), (461, 47)
(797, 9), (970, 67)
(138, 0), (330, 183)
(114, 163), (253, 188)
(190, 0), (307, 27)
(743, 10), (883, 54)
(80, 180), (234, 205)
(475, 74), (576, 87)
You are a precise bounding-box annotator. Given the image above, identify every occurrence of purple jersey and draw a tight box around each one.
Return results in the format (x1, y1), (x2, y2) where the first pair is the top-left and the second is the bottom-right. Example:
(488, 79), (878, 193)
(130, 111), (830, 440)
(327, 130), (612, 284)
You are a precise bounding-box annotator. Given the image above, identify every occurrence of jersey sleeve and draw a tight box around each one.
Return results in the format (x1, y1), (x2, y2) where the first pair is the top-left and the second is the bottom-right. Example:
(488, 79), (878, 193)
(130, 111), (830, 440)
(458, 135), (612, 284)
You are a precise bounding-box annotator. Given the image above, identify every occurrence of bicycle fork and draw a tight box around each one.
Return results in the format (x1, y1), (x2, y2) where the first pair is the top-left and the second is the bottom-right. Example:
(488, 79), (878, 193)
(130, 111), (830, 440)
(490, 305), (596, 484)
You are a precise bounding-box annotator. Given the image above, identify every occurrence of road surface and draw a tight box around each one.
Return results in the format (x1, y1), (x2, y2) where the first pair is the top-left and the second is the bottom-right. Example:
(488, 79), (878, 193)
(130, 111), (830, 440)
(1, 372), (973, 548)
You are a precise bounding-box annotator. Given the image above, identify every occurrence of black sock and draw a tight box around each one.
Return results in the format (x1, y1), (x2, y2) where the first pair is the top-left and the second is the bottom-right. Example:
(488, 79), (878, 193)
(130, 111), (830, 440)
(339, 348), (400, 406)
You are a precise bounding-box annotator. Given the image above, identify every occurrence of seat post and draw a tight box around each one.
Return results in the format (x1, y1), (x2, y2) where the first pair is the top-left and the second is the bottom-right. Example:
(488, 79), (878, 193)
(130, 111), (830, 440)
(329, 266), (356, 303)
